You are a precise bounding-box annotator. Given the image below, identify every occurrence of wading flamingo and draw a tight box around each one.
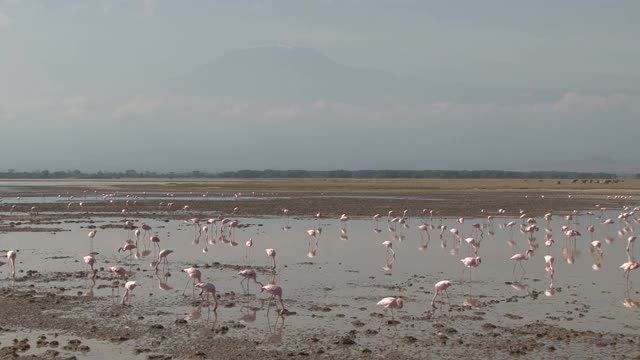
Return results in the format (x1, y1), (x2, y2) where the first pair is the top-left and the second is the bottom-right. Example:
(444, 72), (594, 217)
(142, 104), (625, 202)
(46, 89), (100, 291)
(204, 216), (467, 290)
(376, 296), (404, 328)
(195, 282), (218, 311)
(431, 280), (453, 308)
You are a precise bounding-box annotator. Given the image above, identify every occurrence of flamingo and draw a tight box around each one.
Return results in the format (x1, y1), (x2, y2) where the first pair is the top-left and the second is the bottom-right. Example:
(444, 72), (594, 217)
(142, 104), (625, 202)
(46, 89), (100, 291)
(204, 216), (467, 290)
(6, 251), (17, 279)
(511, 249), (534, 274)
(373, 214), (381, 225)
(121, 281), (141, 305)
(83, 255), (96, 280)
(183, 267), (203, 296)
(601, 218), (614, 233)
(265, 248), (276, 271)
(239, 269), (263, 293)
(460, 256), (481, 276)
(376, 296), (404, 328)
(110, 266), (128, 281)
(262, 284), (286, 315)
(154, 249), (173, 271)
(627, 236), (636, 252)
(544, 255), (555, 276)
(431, 280), (453, 308)
(118, 243), (137, 266)
(87, 229), (97, 253)
(150, 234), (161, 255)
(195, 282), (218, 311)
(621, 261), (639, 283)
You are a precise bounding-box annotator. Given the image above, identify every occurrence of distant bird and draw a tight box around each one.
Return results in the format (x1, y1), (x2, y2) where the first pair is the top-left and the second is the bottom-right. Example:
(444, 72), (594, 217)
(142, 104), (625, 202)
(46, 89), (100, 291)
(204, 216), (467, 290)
(88, 230), (97, 238)
(195, 282), (218, 311)
(121, 281), (141, 305)
(431, 280), (453, 308)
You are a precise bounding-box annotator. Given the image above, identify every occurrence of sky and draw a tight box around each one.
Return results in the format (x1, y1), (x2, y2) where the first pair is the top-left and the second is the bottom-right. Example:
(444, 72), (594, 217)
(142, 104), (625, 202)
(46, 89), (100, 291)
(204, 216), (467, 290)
(1, 0), (639, 173)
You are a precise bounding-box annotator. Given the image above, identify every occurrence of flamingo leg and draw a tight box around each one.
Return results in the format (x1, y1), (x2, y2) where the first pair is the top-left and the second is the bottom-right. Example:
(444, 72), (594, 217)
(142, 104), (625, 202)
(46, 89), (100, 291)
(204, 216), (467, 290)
(183, 278), (192, 295)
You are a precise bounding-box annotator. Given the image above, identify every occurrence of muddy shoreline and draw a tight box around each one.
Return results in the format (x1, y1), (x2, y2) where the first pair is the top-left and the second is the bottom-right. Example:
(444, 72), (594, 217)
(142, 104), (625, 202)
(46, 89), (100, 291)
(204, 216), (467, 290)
(1, 184), (639, 359)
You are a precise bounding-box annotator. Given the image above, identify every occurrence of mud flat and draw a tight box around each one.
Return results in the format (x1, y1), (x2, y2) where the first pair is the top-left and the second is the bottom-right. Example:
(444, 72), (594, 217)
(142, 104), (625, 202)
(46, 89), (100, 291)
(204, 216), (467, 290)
(0, 179), (639, 359)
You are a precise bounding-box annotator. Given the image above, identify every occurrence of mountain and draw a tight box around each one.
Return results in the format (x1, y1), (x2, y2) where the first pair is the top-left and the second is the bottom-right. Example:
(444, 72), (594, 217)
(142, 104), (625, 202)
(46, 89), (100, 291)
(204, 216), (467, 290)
(171, 46), (566, 104)
(171, 46), (412, 103)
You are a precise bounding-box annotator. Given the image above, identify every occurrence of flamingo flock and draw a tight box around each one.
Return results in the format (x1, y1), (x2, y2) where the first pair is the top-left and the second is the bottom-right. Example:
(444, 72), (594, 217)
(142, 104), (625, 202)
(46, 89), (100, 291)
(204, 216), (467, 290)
(2, 191), (640, 332)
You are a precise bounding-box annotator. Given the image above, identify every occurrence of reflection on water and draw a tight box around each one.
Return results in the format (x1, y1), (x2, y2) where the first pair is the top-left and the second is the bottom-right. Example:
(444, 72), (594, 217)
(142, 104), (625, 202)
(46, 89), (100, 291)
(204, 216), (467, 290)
(0, 204), (639, 347)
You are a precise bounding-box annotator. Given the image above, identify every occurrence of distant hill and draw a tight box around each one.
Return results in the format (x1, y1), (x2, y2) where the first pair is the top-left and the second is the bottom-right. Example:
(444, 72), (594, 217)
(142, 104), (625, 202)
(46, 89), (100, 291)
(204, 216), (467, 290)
(170, 45), (565, 104)
(171, 46), (409, 103)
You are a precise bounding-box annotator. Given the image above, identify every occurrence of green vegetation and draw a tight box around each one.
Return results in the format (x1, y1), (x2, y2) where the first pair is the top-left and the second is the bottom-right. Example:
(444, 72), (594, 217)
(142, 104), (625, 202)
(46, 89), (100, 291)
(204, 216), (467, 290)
(0, 169), (619, 180)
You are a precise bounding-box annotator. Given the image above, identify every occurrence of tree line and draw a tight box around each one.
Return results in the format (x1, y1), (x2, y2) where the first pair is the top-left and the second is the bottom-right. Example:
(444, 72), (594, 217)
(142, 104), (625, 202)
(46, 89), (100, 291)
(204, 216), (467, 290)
(0, 169), (624, 179)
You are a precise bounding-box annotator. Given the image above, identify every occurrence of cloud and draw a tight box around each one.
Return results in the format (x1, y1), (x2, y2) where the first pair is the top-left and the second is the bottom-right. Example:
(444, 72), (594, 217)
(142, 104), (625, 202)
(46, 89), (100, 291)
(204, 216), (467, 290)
(114, 95), (166, 116)
(551, 92), (639, 113)
(5, 90), (640, 131)
(0, 12), (13, 31)
(263, 106), (300, 122)
(62, 96), (87, 118)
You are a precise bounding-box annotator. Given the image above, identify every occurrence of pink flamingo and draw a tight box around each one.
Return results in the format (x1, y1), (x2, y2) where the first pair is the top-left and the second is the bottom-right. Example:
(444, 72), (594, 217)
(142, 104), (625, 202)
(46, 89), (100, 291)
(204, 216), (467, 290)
(110, 265), (128, 281)
(6, 251), (17, 279)
(121, 281), (141, 305)
(376, 296), (404, 328)
(239, 269), (263, 293)
(510, 249), (534, 274)
(262, 283), (286, 315)
(241, 238), (253, 261)
(150, 234), (161, 256)
(432, 280), (453, 308)
(118, 243), (137, 267)
(153, 249), (173, 271)
(265, 248), (276, 271)
(87, 229), (97, 253)
(601, 218), (614, 235)
(544, 255), (554, 277)
(183, 267), (202, 296)
(83, 255), (97, 280)
(339, 213), (349, 224)
(141, 223), (152, 242)
(461, 256), (481, 280)
(621, 261), (639, 281)
(627, 236), (636, 252)
(195, 282), (218, 311)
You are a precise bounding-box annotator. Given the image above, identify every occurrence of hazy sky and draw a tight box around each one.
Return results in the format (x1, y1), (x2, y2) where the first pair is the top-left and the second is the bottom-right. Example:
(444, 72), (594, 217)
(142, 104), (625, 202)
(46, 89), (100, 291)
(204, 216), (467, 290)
(1, 1), (639, 172)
